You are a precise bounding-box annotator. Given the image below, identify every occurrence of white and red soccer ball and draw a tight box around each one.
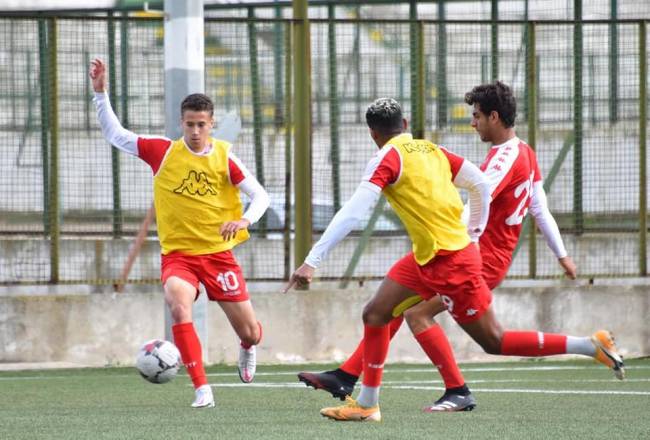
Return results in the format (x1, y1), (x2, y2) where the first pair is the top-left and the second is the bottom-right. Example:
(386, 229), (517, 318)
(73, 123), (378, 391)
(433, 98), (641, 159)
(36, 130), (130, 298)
(135, 339), (181, 384)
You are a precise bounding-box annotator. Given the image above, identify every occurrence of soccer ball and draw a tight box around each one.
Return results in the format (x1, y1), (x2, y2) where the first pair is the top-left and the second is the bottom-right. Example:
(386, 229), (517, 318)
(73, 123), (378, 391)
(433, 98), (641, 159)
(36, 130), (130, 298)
(135, 339), (181, 384)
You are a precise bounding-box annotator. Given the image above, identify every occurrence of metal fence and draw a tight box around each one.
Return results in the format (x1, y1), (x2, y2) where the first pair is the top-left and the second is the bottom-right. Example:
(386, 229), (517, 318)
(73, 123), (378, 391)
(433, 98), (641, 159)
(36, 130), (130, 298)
(0, 10), (648, 285)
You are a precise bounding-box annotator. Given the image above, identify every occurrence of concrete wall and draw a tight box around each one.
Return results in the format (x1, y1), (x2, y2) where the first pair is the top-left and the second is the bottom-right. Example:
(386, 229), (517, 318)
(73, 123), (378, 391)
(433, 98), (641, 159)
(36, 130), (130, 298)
(1, 282), (648, 367)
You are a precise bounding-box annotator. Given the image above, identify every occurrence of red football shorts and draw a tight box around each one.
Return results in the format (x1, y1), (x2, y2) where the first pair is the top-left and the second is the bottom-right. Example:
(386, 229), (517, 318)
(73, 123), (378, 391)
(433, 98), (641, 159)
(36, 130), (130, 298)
(161, 250), (249, 302)
(387, 244), (492, 323)
(480, 252), (510, 290)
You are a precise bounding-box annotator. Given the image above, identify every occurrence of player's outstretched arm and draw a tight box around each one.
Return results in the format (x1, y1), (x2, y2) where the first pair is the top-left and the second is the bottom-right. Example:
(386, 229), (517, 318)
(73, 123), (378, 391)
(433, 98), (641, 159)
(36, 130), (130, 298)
(283, 182), (380, 293)
(89, 58), (139, 155)
(529, 181), (577, 279)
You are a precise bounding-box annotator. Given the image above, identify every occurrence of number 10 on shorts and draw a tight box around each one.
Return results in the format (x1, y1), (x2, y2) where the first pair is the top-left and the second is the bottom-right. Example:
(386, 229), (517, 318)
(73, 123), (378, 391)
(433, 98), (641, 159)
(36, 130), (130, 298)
(216, 271), (240, 292)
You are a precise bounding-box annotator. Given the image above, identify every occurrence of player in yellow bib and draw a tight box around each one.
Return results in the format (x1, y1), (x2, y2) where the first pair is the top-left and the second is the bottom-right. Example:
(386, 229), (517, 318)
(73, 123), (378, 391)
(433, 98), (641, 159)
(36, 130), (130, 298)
(90, 59), (269, 409)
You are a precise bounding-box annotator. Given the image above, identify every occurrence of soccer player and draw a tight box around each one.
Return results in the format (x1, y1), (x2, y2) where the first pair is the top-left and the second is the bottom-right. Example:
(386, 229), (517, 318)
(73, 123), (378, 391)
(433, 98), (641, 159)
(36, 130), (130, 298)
(89, 58), (269, 409)
(285, 97), (624, 422)
(296, 82), (600, 414)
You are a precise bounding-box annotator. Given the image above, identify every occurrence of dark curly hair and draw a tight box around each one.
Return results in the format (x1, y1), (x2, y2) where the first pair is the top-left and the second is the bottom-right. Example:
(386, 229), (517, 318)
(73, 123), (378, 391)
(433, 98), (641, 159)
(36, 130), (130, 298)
(365, 98), (404, 135)
(181, 93), (214, 117)
(464, 81), (516, 128)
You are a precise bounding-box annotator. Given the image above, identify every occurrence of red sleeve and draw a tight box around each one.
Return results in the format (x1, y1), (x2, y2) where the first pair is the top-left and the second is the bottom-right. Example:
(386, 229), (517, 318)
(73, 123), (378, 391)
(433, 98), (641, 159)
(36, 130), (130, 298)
(228, 158), (245, 185)
(440, 147), (465, 180)
(137, 137), (172, 174)
(368, 147), (401, 189)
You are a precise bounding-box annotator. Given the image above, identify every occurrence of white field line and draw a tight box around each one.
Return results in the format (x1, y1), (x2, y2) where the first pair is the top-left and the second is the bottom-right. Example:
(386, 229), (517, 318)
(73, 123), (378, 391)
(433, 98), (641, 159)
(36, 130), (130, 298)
(211, 382), (650, 396)
(1, 364), (649, 382)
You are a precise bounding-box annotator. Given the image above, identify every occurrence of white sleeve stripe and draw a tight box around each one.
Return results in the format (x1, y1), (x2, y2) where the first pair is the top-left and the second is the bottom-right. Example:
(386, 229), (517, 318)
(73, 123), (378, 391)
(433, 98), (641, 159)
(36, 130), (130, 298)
(484, 146), (520, 195)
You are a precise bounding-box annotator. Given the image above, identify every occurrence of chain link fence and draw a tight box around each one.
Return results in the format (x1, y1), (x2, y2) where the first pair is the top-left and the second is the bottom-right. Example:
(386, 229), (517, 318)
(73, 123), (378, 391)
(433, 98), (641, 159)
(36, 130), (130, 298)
(0, 7), (648, 285)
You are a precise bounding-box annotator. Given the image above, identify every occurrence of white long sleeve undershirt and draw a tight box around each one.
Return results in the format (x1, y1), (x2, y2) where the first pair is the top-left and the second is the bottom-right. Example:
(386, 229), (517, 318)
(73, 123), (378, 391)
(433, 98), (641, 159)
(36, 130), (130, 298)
(454, 160), (491, 242)
(238, 176), (270, 225)
(304, 182), (381, 268)
(528, 181), (567, 259)
(94, 91), (140, 155)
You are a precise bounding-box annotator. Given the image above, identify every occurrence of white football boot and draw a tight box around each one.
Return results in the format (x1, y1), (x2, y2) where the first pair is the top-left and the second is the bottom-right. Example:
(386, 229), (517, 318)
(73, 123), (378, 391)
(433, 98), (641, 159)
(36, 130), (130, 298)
(191, 384), (215, 408)
(238, 345), (256, 383)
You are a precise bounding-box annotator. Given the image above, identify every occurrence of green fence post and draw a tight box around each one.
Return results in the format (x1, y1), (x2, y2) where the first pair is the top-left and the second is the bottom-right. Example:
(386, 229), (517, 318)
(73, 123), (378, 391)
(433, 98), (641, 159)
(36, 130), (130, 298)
(639, 20), (647, 276)
(609, 0), (619, 123)
(48, 18), (59, 284)
(107, 11), (123, 238)
(84, 50), (91, 131)
(573, 0), (584, 235)
(293, 0), (312, 273)
(283, 23), (292, 281)
(491, 0), (499, 81)
(328, 4), (341, 213)
(527, 21), (537, 278)
(436, 0), (447, 129)
(354, 4), (361, 123)
(273, 1), (284, 127)
(340, 198), (387, 289)
(409, 1), (419, 131)
(248, 7), (266, 233)
(415, 21), (425, 138)
(120, 12), (129, 130)
(38, 18), (50, 236)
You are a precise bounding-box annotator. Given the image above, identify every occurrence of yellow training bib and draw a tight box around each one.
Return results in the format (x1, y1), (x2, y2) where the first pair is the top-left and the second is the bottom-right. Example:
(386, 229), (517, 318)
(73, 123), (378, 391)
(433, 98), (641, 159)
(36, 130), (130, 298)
(153, 138), (248, 255)
(382, 134), (470, 265)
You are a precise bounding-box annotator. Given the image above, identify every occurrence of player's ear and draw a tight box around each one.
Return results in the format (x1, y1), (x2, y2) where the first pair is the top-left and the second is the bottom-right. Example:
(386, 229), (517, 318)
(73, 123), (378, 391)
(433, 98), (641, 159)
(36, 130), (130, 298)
(402, 118), (408, 131)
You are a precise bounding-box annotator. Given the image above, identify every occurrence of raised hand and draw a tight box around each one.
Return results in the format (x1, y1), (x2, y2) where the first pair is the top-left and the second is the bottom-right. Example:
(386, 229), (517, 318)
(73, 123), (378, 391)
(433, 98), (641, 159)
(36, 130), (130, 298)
(89, 58), (107, 93)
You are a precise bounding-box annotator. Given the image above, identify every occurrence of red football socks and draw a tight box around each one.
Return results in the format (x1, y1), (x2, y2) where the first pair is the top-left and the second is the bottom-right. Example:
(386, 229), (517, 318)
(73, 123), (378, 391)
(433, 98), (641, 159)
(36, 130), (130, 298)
(361, 324), (391, 387)
(340, 315), (404, 377)
(501, 331), (567, 356)
(414, 324), (465, 389)
(172, 322), (207, 389)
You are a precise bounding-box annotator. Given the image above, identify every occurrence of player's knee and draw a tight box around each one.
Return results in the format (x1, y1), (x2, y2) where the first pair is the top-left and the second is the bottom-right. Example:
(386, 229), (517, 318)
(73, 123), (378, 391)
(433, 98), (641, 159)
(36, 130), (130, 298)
(403, 307), (433, 330)
(362, 305), (390, 326)
(239, 323), (260, 346)
(168, 303), (191, 323)
(478, 333), (503, 355)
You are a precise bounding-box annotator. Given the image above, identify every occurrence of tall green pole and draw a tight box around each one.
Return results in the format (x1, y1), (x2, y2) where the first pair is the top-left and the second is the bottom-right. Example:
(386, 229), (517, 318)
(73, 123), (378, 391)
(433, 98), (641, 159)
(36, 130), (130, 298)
(48, 18), (59, 284)
(436, 0), (447, 129)
(414, 21), (425, 139)
(328, 4), (341, 213)
(283, 24), (292, 281)
(526, 21), (537, 278)
(107, 11), (122, 239)
(609, 0), (619, 123)
(573, 0), (584, 235)
(491, 0), (499, 80)
(293, 0), (312, 272)
(639, 21), (647, 276)
(409, 0), (419, 132)
(38, 19), (50, 236)
(248, 7), (267, 233)
(273, 0), (284, 127)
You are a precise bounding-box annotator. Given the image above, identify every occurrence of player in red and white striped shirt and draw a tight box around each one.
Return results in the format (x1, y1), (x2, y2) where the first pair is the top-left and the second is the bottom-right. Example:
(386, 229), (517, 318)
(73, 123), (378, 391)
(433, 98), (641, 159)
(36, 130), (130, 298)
(296, 83), (623, 416)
